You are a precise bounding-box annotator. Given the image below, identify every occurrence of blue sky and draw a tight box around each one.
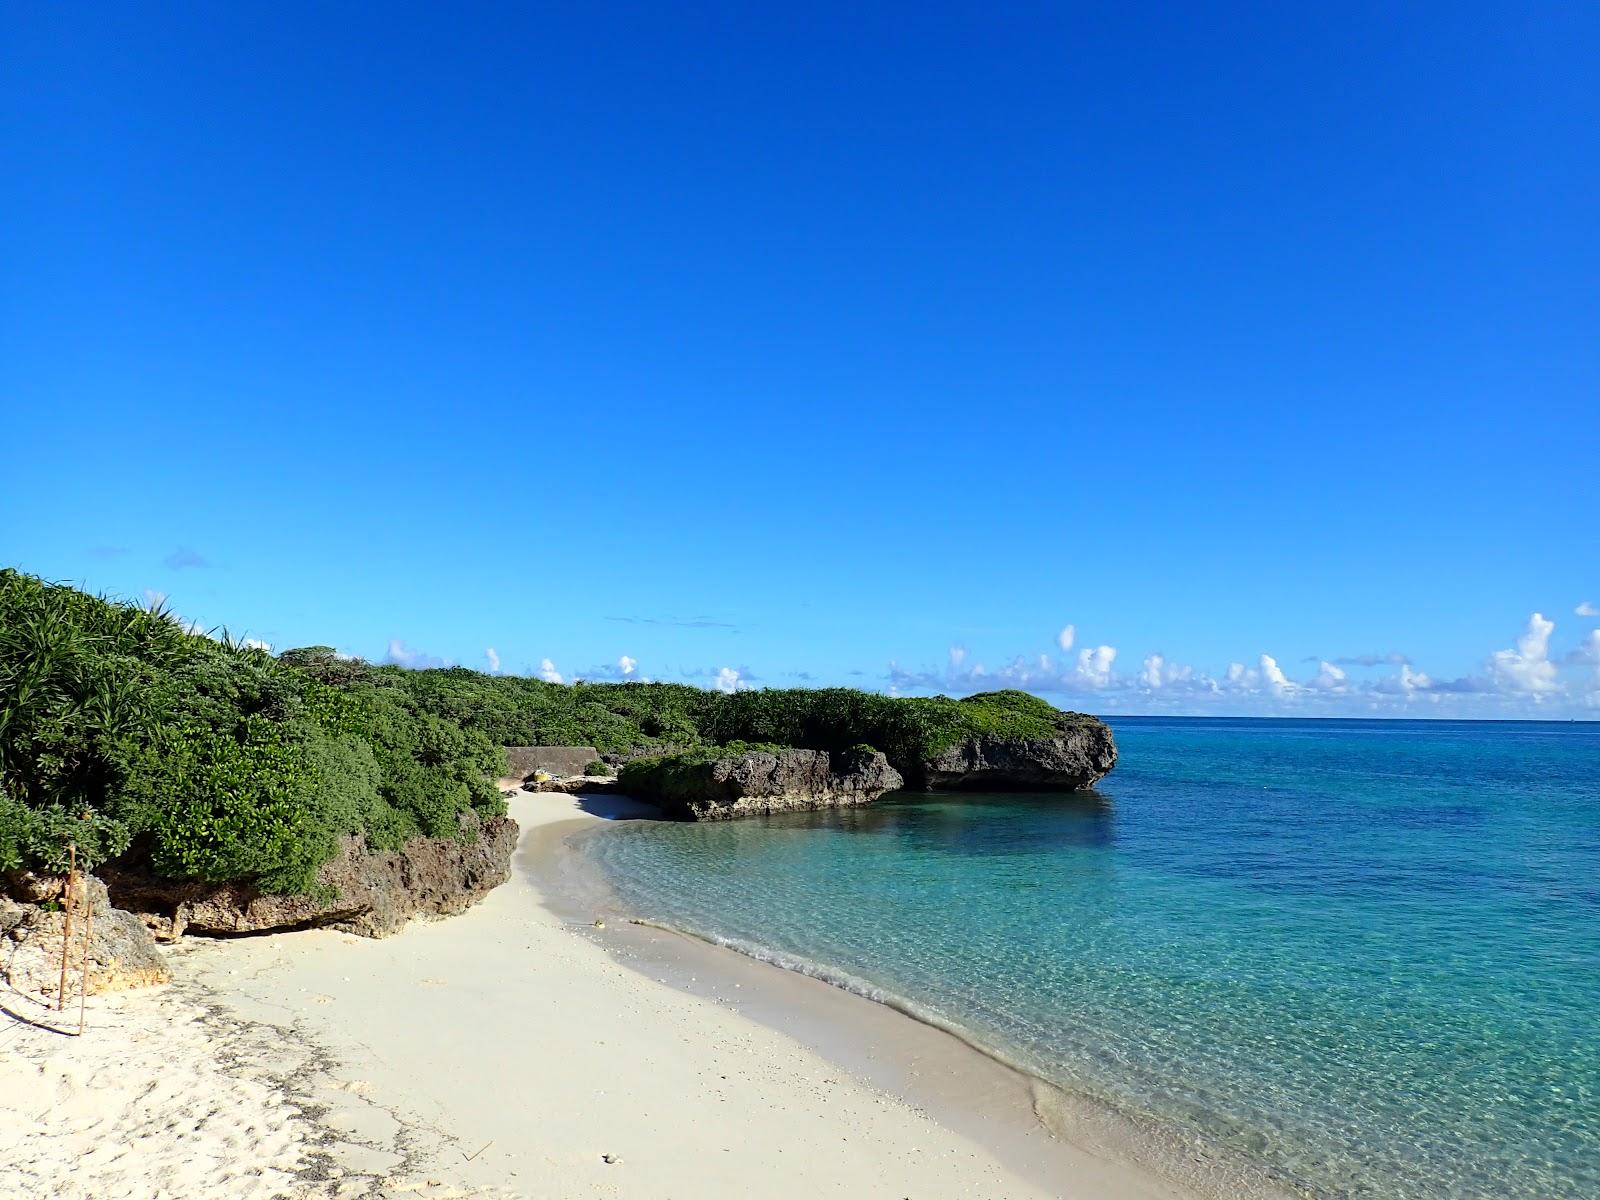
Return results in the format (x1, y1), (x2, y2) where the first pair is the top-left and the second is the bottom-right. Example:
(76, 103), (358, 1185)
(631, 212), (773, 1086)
(4, 4), (1597, 716)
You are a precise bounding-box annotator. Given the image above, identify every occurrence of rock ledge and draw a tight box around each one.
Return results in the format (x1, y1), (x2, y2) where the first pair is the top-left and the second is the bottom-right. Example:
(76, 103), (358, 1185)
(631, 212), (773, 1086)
(622, 747), (903, 821)
(102, 812), (518, 939)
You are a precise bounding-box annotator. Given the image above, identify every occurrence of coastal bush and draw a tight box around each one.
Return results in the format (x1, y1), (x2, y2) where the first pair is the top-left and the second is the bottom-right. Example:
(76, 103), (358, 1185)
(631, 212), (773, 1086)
(582, 760), (609, 776)
(374, 669), (1093, 776)
(0, 570), (505, 892)
(617, 741), (786, 801)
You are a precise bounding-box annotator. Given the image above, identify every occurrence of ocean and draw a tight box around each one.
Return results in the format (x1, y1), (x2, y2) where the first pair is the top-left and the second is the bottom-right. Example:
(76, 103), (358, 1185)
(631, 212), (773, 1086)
(576, 718), (1600, 1199)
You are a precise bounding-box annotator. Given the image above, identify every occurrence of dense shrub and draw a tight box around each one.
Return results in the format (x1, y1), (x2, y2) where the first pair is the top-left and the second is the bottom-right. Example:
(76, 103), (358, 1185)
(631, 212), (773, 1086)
(1, 568), (1094, 890)
(379, 671), (1093, 777)
(0, 570), (504, 892)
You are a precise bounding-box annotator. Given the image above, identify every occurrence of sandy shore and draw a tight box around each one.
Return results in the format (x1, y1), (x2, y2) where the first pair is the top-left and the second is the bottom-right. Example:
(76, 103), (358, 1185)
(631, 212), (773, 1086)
(2, 792), (1206, 1198)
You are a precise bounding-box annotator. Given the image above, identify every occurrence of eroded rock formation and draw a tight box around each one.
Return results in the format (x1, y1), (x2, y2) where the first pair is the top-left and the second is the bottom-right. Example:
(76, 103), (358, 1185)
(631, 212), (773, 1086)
(623, 747), (903, 821)
(912, 725), (1118, 790)
(2, 873), (170, 999)
(102, 812), (518, 940)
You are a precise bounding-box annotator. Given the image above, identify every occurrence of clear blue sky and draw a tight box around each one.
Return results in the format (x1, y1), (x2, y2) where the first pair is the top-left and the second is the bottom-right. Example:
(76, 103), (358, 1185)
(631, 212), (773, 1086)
(4, 3), (1597, 715)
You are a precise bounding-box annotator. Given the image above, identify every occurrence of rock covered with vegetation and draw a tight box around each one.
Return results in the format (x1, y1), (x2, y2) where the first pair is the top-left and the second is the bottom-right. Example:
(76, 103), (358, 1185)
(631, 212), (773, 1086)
(920, 726), (1118, 790)
(355, 671), (1116, 793)
(618, 744), (903, 821)
(100, 809), (516, 938)
(0, 571), (510, 931)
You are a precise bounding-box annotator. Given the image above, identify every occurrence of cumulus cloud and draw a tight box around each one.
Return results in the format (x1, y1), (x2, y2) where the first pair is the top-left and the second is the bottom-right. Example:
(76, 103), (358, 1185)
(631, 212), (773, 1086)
(1140, 654), (1165, 689)
(1399, 664), (1433, 693)
(1312, 661), (1347, 691)
(386, 639), (450, 669)
(1488, 613), (1559, 696)
(1578, 601), (1600, 618)
(485, 647), (501, 673)
(1259, 654), (1295, 697)
(948, 645), (967, 670)
(712, 666), (747, 694)
(619, 655), (637, 677)
(1075, 645), (1117, 687)
(881, 608), (1600, 715)
(1572, 630), (1600, 704)
(538, 657), (564, 684)
(1056, 625), (1076, 653)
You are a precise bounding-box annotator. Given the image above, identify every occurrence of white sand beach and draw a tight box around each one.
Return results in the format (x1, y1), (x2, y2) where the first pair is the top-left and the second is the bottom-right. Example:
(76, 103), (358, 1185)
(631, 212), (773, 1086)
(2, 792), (1201, 1199)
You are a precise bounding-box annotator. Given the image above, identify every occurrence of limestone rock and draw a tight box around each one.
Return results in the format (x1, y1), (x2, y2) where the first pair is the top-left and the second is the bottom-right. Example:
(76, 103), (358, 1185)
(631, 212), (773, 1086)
(102, 812), (518, 940)
(523, 775), (620, 795)
(2, 873), (170, 999)
(502, 745), (602, 780)
(622, 747), (903, 821)
(914, 725), (1117, 791)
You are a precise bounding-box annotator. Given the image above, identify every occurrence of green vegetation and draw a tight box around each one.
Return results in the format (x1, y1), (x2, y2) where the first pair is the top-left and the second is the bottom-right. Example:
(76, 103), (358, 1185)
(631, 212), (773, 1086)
(1, 569), (1094, 891)
(372, 673), (1093, 777)
(0, 571), (503, 891)
(617, 742), (785, 802)
(581, 760), (610, 777)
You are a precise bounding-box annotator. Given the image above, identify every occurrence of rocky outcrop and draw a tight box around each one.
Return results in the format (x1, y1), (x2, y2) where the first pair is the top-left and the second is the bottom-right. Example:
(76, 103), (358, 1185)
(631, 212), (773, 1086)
(504, 745), (603, 779)
(2, 872), (170, 999)
(913, 725), (1117, 790)
(524, 775), (621, 795)
(623, 747), (903, 821)
(102, 812), (518, 940)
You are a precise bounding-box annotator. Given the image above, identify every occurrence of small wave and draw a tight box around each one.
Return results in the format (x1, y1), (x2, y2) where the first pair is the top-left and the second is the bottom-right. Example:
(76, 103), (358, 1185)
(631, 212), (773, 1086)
(625, 914), (1308, 1200)
(628, 917), (1047, 1070)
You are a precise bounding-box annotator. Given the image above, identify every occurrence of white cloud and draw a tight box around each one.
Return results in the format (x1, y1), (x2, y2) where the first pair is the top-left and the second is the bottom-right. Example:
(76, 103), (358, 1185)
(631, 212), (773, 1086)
(1312, 660), (1347, 691)
(1400, 664), (1433, 693)
(619, 655), (637, 677)
(948, 645), (967, 670)
(485, 647), (501, 673)
(538, 657), (564, 684)
(143, 589), (167, 610)
(1259, 654), (1295, 697)
(712, 666), (746, 694)
(1577, 601), (1599, 618)
(1140, 653), (1165, 689)
(386, 639), (450, 669)
(1574, 630), (1600, 704)
(1488, 612), (1559, 695)
(1075, 644), (1116, 687)
(1573, 630), (1600, 665)
(1056, 624), (1076, 653)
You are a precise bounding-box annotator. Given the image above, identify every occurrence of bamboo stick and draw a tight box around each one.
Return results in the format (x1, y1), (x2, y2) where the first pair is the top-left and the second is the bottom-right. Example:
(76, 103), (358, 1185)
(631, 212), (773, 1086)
(57, 843), (76, 1011)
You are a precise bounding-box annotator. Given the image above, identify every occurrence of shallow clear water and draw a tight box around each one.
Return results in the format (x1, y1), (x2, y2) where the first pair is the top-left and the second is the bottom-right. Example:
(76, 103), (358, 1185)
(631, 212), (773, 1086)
(579, 718), (1600, 1199)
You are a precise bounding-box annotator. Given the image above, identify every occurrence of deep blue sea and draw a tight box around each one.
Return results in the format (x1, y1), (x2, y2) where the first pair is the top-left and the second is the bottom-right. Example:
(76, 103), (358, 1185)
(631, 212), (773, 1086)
(579, 718), (1600, 1199)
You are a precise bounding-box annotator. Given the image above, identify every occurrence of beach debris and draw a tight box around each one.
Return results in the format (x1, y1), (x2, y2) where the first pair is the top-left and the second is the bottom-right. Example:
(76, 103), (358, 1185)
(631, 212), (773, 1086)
(601, 1153), (622, 1165)
(593, 918), (606, 928)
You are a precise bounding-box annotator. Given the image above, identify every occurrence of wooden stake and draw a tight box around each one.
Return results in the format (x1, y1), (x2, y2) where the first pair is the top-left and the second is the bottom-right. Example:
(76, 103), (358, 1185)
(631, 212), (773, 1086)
(57, 843), (77, 1012)
(77, 891), (96, 1036)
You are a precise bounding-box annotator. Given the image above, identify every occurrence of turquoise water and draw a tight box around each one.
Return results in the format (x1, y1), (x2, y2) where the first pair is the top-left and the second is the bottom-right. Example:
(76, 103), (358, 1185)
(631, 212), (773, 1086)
(579, 718), (1600, 1199)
